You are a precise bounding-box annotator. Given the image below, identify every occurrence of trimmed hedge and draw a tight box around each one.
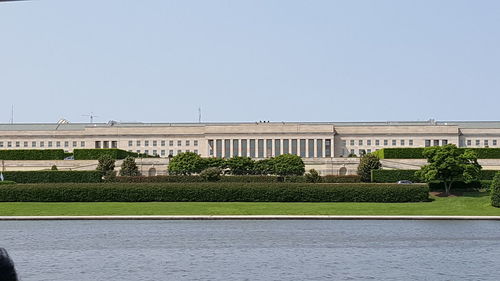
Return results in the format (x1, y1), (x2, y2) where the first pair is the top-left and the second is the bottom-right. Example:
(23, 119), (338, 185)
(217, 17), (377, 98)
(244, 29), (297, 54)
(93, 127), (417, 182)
(372, 169), (500, 183)
(1, 171), (102, 183)
(0, 149), (64, 160)
(0, 182), (429, 202)
(373, 148), (500, 159)
(0, 181), (16, 185)
(429, 181), (491, 191)
(114, 175), (362, 183)
(322, 175), (362, 183)
(74, 149), (132, 160)
(371, 170), (421, 183)
(491, 173), (500, 207)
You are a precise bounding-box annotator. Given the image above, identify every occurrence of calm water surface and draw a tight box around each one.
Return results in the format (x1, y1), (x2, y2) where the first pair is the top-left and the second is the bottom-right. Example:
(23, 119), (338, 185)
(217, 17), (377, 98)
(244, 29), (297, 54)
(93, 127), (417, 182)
(1, 220), (499, 281)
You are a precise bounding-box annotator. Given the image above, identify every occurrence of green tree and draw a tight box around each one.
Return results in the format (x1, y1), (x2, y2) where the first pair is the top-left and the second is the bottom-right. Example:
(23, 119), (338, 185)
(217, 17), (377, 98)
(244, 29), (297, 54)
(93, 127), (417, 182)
(416, 144), (482, 196)
(226, 157), (254, 175)
(272, 154), (305, 176)
(96, 154), (116, 179)
(253, 159), (275, 175)
(168, 152), (205, 175)
(203, 157), (226, 169)
(120, 156), (141, 176)
(200, 167), (222, 182)
(305, 169), (322, 183)
(491, 172), (500, 207)
(357, 153), (381, 182)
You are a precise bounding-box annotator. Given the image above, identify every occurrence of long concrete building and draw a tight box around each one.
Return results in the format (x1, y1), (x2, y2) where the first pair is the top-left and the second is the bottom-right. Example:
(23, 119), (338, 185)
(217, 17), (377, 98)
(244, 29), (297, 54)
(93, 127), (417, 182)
(1, 120), (500, 175)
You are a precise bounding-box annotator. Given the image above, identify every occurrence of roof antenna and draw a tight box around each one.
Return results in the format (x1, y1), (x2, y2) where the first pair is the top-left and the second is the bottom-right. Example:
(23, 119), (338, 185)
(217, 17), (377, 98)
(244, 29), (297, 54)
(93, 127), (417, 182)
(82, 112), (99, 124)
(10, 105), (13, 124)
(198, 107), (202, 123)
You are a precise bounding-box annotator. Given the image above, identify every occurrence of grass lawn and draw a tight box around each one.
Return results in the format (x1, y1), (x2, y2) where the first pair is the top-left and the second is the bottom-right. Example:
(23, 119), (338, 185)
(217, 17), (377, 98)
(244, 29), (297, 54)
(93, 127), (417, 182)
(0, 192), (498, 216)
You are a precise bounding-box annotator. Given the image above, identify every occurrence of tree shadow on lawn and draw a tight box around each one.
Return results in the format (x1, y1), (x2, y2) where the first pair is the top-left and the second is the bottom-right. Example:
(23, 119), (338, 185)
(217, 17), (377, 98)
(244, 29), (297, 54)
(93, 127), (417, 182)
(430, 190), (489, 198)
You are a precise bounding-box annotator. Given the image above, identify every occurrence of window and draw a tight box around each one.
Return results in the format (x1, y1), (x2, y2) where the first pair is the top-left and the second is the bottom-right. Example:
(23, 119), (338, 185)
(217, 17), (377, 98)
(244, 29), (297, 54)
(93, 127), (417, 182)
(282, 139), (289, 154)
(308, 139), (314, 158)
(241, 140), (247, 157)
(367, 149), (371, 153)
(73, 141), (77, 147)
(153, 150), (157, 156)
(169, 150), (174, 156)
(316, 139), (323, 158)
(434, 140), (439, 146)
(358, 140), (363, 146)
(425, 140), (431, 147)
(64, 141), (69, 147)
(103, 141), (109, 148)
(32, 141), (36, 147)
(0, 142), (3, 147)
(186, 140), (190, 146)
(144, 150), (149, 155)
(342, 140), (347, 146)
(400, 140), (405, 146)
(194, 140), (198, 146)
(384, 140), (388, 146)
(476, 140), (480, 146)
(81, 141), (85, 147)
(136, 140), (141, 146)
(128, 141), (133, 147)
(267, 139), (273, 157)
(153, 140), (157, 146)
(367, 140), (371, 146)
(144, 140), (149, 147)
(177, 149), (182, 155)
(161, 140), (166, 146)
(350, 149), (355, 155)
(136, 150), (141, 153)
(224, 139), (231, 158)
(15, 141), (20, 147)
(194, 149), (198, 154)
(48, 141), (53, 147)
(40, 141), (45, 147)
(275, 139), (281, 156)
(484, 140), (489, 146)
(467, 140), (471, 146)
(161, 150), (165, 156)
(177, 140), (182, 146)
(8, 141), (12, 147)
(233, 139), (239, 157)
(392, 140), (396, 146)
(409, 140), (413, 146)
(291, 139), (298, 155)
(169, 140), (174, 146)
(350, 140), (354, 146)
(494, 140), (498, 146)
(249, 139), (256, 158)
(300, 139), (306, 157)
(375, 140), (380, 146)
(258, 139), (264, 158)
(23, 141), (28, 147)
(215, 139), (222, 158)
(325, 139), (332, 157)
(442, 140), (448, 145)
(111, 141), (117, 148)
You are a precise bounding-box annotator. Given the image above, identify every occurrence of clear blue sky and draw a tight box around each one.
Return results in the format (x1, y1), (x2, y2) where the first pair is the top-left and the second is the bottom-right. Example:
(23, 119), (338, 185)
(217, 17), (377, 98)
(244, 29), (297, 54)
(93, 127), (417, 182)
(0, 0), (499, 123)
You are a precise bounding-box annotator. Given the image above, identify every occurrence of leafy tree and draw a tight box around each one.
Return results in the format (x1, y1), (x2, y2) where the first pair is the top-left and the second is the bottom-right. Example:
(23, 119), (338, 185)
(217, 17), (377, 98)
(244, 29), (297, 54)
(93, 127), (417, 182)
(305, 169), (322, 183)
(96, 154), (116, 179)
(202, 157), (226, 169)
(120, 156), (141, 176)
(272, 154), (305, 176)
(168, 152), (205, 175)
(226, 157), (254, 175)
(491, 172), (500, 207)
(200, 167), (222, 182)
(416, 144), (482, 196)
(253, 159), (275, 175)
(357, 154), (381, 182)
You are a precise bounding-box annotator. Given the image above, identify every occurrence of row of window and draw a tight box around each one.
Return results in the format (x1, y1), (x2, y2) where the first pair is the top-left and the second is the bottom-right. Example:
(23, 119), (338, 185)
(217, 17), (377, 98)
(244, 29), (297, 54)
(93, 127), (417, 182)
(424, 139), (448, 147)
(128, 140), (199, 147)
(130, 149), (198, 157)
(343, 139), (415, 147)
(464, 139), (498, 147)
(0, 141), (85, 148)
(208, 139), (332, 158)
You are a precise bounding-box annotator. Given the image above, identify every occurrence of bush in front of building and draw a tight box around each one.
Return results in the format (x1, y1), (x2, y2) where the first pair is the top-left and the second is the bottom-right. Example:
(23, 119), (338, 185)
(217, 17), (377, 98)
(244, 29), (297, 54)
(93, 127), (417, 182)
(119, 156), (141, 176)
(322, 175), (361, 183)
(357, 154), (381, 182)
(200, 167), (222, 182)
(168, 152), (206, 175)
(371, 169), (499, 183)
(491, 173), (500, 207)
(73, 149), (131, 160)
(373, 147), (500, 159)
(272, 154), (305, 176)
(0, 182), (430, 203)
(0, 149), (65, 160)
(0, 171), (101, 183)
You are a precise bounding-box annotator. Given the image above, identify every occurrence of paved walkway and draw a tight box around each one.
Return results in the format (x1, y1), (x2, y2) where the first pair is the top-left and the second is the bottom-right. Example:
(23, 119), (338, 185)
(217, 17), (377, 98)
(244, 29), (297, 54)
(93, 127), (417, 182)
(1, 215), (500, 220)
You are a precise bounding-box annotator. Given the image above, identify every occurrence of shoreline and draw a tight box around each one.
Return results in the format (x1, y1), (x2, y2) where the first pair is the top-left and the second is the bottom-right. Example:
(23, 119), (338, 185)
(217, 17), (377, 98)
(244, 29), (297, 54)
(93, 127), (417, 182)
(1, 215), (500, 221)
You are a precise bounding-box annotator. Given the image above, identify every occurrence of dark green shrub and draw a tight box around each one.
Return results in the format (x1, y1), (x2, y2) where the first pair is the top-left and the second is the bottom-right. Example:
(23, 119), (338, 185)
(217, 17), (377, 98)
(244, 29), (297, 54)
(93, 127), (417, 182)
(119, 157), (141, 176)
(429, 180), (491, 191)
(272, 154), (305, 176)
(0, 181), (16, 185)
(0, 149), (64, 160)
(491, 173), (500, 207)
(168, 152), (205, 175)
(0, 182), (429, 203)
(96, 154), (115, 179)
(225, 157), (254, 175)
(0, 171), (101, 183)
(73, 149), (146, 160)
(114, 175), (204, 183)
(200, 167), (222, 182)
(371, 170), (421, 183)
(305, 169), (321, 183)
(357, 154), (381, 182)
(373, 148), (500, 159)
(51, 165), (58, 171)
(322, 175), (361, 183)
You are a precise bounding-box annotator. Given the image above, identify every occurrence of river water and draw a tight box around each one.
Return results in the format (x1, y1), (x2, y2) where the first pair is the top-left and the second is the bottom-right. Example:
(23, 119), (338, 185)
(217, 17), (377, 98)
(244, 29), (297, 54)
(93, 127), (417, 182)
(1, 220), (499, 281)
